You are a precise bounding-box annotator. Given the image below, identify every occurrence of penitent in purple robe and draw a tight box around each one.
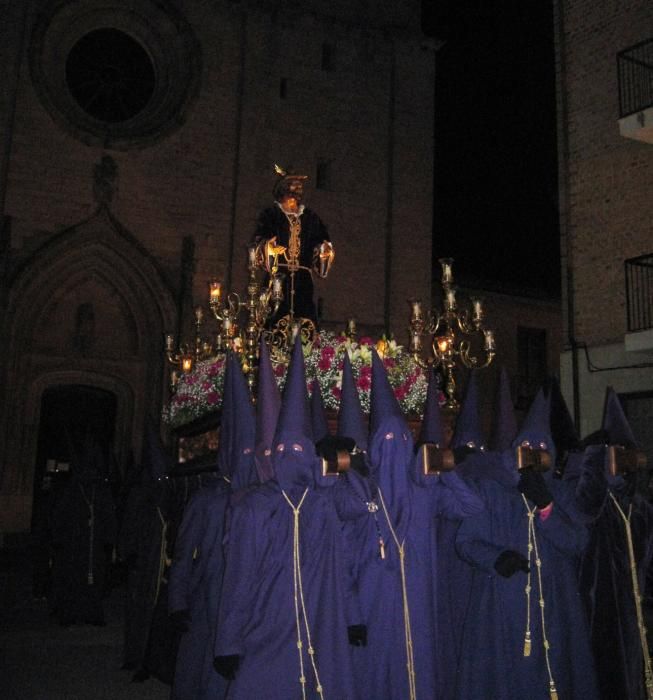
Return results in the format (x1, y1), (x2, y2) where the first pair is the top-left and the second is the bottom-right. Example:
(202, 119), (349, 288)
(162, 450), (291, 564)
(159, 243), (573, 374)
(215, 336), (356, 699)
(168, 477), (231, 700)
(336, 351), (481, 700)
(455, 391), (598, 700)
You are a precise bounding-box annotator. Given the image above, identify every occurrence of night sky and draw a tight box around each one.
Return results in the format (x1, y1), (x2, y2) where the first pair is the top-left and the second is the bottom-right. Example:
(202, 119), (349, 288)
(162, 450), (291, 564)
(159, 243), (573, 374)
(423, 1), (560, 298)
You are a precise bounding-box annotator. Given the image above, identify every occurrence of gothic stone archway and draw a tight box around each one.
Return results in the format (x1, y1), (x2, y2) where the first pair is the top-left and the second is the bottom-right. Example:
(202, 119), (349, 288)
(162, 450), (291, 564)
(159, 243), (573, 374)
(0, 207), (176, 533)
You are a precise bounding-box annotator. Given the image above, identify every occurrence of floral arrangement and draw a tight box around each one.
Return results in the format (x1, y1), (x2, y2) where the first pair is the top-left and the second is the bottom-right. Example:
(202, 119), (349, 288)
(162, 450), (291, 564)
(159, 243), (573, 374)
(164, 331), (436, 428)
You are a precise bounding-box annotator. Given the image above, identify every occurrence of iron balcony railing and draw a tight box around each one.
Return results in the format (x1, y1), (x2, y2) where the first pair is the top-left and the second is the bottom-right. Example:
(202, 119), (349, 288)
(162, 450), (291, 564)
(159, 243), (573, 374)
(625, 254), (653, 332)
(617, 39), (653, 118)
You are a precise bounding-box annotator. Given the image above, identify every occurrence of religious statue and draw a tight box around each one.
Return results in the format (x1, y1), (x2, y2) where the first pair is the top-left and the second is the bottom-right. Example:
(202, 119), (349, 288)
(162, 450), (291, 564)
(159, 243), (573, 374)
(252, 165), (334, 325)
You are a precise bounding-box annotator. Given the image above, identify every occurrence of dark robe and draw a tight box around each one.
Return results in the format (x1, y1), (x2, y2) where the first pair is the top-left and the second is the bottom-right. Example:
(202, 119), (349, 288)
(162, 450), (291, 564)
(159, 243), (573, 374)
(455, 454), (599, 700)
(215, 434), (356, 699)
(573, 445), (653, 700)
(335, 416), (482, 700)
(51, 476), (116, 625)
(119, 477), (172, 676)
(168, 476), (231, 700)
(253, 204), (329, 322)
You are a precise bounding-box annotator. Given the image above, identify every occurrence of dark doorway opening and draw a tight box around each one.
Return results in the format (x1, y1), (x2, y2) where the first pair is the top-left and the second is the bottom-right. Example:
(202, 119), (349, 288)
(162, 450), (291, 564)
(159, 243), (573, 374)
(31, 386), (117, 596)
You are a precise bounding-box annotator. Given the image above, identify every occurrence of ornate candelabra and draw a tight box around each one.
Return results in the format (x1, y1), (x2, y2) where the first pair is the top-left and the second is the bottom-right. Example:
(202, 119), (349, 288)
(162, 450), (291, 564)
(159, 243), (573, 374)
(409, 257), (496, 409)
(208, 244), (284, 392)
(165, 305), (216, 392)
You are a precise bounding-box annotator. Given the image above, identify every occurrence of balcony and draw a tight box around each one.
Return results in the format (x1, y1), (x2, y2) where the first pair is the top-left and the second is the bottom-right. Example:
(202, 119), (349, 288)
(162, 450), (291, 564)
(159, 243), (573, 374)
(625, 254), (653, 352)
(618, 39), (653, 144)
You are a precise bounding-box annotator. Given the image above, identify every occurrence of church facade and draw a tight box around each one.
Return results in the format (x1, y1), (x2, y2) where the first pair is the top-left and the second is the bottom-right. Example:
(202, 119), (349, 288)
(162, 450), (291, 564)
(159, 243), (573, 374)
(0, 0), (435, 536)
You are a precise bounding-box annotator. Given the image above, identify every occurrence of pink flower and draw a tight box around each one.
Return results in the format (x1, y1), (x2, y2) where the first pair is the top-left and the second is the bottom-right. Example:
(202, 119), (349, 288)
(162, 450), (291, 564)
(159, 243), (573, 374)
(207, 361), (223, 377)
(383, 358), (397, 369)
(207, 391), (220, 405)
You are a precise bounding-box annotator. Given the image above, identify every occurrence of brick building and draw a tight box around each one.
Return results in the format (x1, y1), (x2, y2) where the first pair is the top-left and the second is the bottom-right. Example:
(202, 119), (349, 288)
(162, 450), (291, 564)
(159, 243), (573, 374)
(0, 0), (436, 536)
(554, 1), (653, 455)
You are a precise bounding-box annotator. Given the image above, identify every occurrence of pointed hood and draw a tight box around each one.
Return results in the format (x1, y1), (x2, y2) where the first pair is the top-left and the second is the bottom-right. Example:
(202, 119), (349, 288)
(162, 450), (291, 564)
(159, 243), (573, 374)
(452, 370), (485, 451)
(546, 375), (580, 457)
(255, 338), (280, 482)
(273, 335), (317, 493)
(216, 352), (235, 479)
(230, 355), (258, 491)
(418, 368), (445, 446)
(513, 388), (555, 466)
(489, 367), (517, 452)
(337, 351), (368, 451)
(369, 349), (412, 537)
(310, 379), (330, 444)
(602, 387), (638, 448)
(370, 348), (408, 437)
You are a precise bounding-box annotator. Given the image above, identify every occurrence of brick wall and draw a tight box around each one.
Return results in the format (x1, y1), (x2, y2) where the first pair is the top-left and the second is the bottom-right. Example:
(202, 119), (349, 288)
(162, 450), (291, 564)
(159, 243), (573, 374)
(556, 0), (653, 346)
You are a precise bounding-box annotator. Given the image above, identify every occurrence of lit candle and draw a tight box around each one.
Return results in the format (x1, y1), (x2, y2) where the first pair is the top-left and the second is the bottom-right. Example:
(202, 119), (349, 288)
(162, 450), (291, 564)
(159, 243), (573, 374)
(272, 276), (283, 295)
(181, 355), (193, 373)
(471, 298), (483, 319)
(440, 258), (454, 284)
(446, 288), (457, 310)
(436, 336), (450, 354)
(411, 299), (423, 320)
(209, 279), (222, 305)
(248, 245), (258, 268)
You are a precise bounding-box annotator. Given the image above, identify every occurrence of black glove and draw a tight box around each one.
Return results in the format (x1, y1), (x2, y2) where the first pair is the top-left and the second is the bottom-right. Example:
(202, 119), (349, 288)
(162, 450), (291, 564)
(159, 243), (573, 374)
(494, 550), (530, 578)
(169, 609), (191, 633)
(348, 624), (367, 647)
(214, 655), (240, 680)
(518, 468), (553, 509)
(316, 435), (356, 460)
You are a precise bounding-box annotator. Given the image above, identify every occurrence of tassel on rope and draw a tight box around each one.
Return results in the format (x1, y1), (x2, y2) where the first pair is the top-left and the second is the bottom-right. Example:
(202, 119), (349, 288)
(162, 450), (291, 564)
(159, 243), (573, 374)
(523, 631), (532, 657)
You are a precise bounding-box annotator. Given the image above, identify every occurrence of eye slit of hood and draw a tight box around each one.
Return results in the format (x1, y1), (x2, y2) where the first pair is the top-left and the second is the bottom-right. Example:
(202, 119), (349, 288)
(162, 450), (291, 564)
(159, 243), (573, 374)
(276, 444), (285, 452)
(292, 444), (303, 452)
(520, 440), (531, 448)
(539, 442), (547, 450)
(264, 448), (272, 456)
(384, 432), (394, 440)
(243, 447), (253, 455)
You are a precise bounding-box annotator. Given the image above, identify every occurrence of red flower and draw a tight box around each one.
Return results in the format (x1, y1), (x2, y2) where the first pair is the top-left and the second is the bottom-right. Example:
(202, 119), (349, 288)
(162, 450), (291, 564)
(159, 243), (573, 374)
(356, 375), (371, 391)
(274, 363), (286, 378)
(395, 385), (408, 400)
(207, 391), (220, 405)
(359, 336), (373, 346)
(331, 386), (342, 400)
